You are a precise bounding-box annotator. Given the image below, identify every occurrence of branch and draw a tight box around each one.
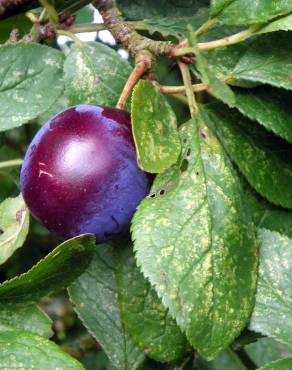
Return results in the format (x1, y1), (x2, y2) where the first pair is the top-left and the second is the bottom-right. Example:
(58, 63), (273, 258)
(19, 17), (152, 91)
(159, 82), (208, 94)
(92, 0), (172, 57)
(172, 24), (263, 56)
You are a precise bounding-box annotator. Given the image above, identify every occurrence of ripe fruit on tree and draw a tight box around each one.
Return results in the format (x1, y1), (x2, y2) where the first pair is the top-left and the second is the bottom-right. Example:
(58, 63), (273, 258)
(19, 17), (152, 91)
(20, 105), (150, 242)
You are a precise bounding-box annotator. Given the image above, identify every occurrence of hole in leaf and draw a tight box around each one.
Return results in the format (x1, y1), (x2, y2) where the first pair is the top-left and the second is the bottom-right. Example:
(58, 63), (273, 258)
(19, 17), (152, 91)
(186, 148), (191, 157)
(0, 270), (6, 284)
(0, 228), (3, 235)
(180, 159), (189, 172)
(159, 189), (165, 196)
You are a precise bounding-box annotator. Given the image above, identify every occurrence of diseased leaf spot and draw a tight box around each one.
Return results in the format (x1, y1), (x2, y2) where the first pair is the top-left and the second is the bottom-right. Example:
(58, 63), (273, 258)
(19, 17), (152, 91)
(180, 158), (189, 172)
(149, 193), (156, 198)
(199, 128), (207, 139)
(0, 228), (3, 235)
(159, 189), (165, 196)
(16, 210), (24, 223)
(186, 148), (191, 157)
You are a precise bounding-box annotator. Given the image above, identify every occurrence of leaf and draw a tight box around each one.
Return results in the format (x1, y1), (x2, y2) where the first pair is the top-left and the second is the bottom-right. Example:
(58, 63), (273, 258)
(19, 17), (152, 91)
(258, 358), (292, 370)
(249, 229), (292, 348)
(0, 302), (52, 338)
(232, 86), (292, 143)
(0, 43), (64, 131)
(119, 0), (209, 20)
(115, 243), (188, 362)
(0, 14), (32, 44)
(0, 324), (83, 369)
(64, 42), (132, 107)
(0, 234), (95, 303)
(257, 13), (292, 34)
(140, 12), (208, 37)
(132, 115), (257, 360)
(210, 0), (292, 25)
(197, 43), (258, 88)
(202, 104), (292, 209)
(210, 0), (234, 17)
(75, 4), (94, 24)
(243, 180), (292, 239)
(245, 338), (292, 369)
(68, 244), (145, 370)
(0, 194), (29, 265)
(131, 80), (181, 173)
(231, 33), (292, 90)
(56, 0), (92, 13)
(196, 348), (247, 370)
(195, 50), (235, 106)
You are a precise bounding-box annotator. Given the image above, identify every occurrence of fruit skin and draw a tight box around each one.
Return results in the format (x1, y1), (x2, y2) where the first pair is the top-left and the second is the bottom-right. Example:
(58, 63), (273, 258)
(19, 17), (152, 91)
(20, 104), (150, 242)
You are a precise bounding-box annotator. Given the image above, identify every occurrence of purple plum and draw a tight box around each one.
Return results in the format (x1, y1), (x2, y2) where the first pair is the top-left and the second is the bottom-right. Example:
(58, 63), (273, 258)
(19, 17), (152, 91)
(20, 104), (150, 242)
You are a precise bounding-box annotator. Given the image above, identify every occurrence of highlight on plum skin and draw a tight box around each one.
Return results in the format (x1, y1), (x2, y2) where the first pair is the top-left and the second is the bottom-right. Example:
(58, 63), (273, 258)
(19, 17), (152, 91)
(20, 104), (151, 243)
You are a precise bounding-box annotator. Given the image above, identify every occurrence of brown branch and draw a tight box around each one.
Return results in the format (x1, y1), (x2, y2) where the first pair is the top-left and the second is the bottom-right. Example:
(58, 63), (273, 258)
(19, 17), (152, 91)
(92, 0), (173, 57)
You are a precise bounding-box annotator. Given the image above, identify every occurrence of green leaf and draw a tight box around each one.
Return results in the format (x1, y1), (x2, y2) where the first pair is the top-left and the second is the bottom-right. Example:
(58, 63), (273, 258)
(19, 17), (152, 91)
(197, 43), (258, 88)
(0, 234), (95, 302)
(116, 243), (188, 362)
(64, 42), (132, 107)
(210, 0), (234, 17)
(196, 348), (247, 370)
(210, 0), (292, 25)
(0, 324), (83, 369)
(231, 33), (292, 90)
(245, 338), (292, 369)
(232, 86), (292, 143)
(75, 4), (94, 24)
(196, 51), (235, 106)
(68, 245), (145, 370)
(131, 80), (181, 173)
(202, 104), (292, 209)
(258, 358), (292, 370)
(140, 12), (208, 37)
(249, 229), (292, 348)
(0, 43), (64, 131)
(56, 0), (92, 14)
(0, 302), (52, 338)
(119, 0), (209, 20)
(257, 13), (292, 34)
(132, 115), (257, 360)
(243, 180), (292, 239)
(0, 194), (29, 265)
(0, 14), (32, 44)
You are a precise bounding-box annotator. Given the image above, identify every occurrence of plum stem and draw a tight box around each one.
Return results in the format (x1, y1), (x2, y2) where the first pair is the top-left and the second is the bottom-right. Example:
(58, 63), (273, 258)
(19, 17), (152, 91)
(178, 61), (198, 118)
(0, 159), (23, 169)
(116, 56), (150, 110)
(159, 82), (208, 94)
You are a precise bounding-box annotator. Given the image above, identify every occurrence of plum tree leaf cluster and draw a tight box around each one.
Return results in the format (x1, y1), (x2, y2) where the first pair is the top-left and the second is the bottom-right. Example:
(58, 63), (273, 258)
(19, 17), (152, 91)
(1, 1), (292, 370)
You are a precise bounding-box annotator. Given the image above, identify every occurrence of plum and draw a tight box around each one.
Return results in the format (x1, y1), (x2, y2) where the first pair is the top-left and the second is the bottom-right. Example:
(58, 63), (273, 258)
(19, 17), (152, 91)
(20, 104), (150, 242)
